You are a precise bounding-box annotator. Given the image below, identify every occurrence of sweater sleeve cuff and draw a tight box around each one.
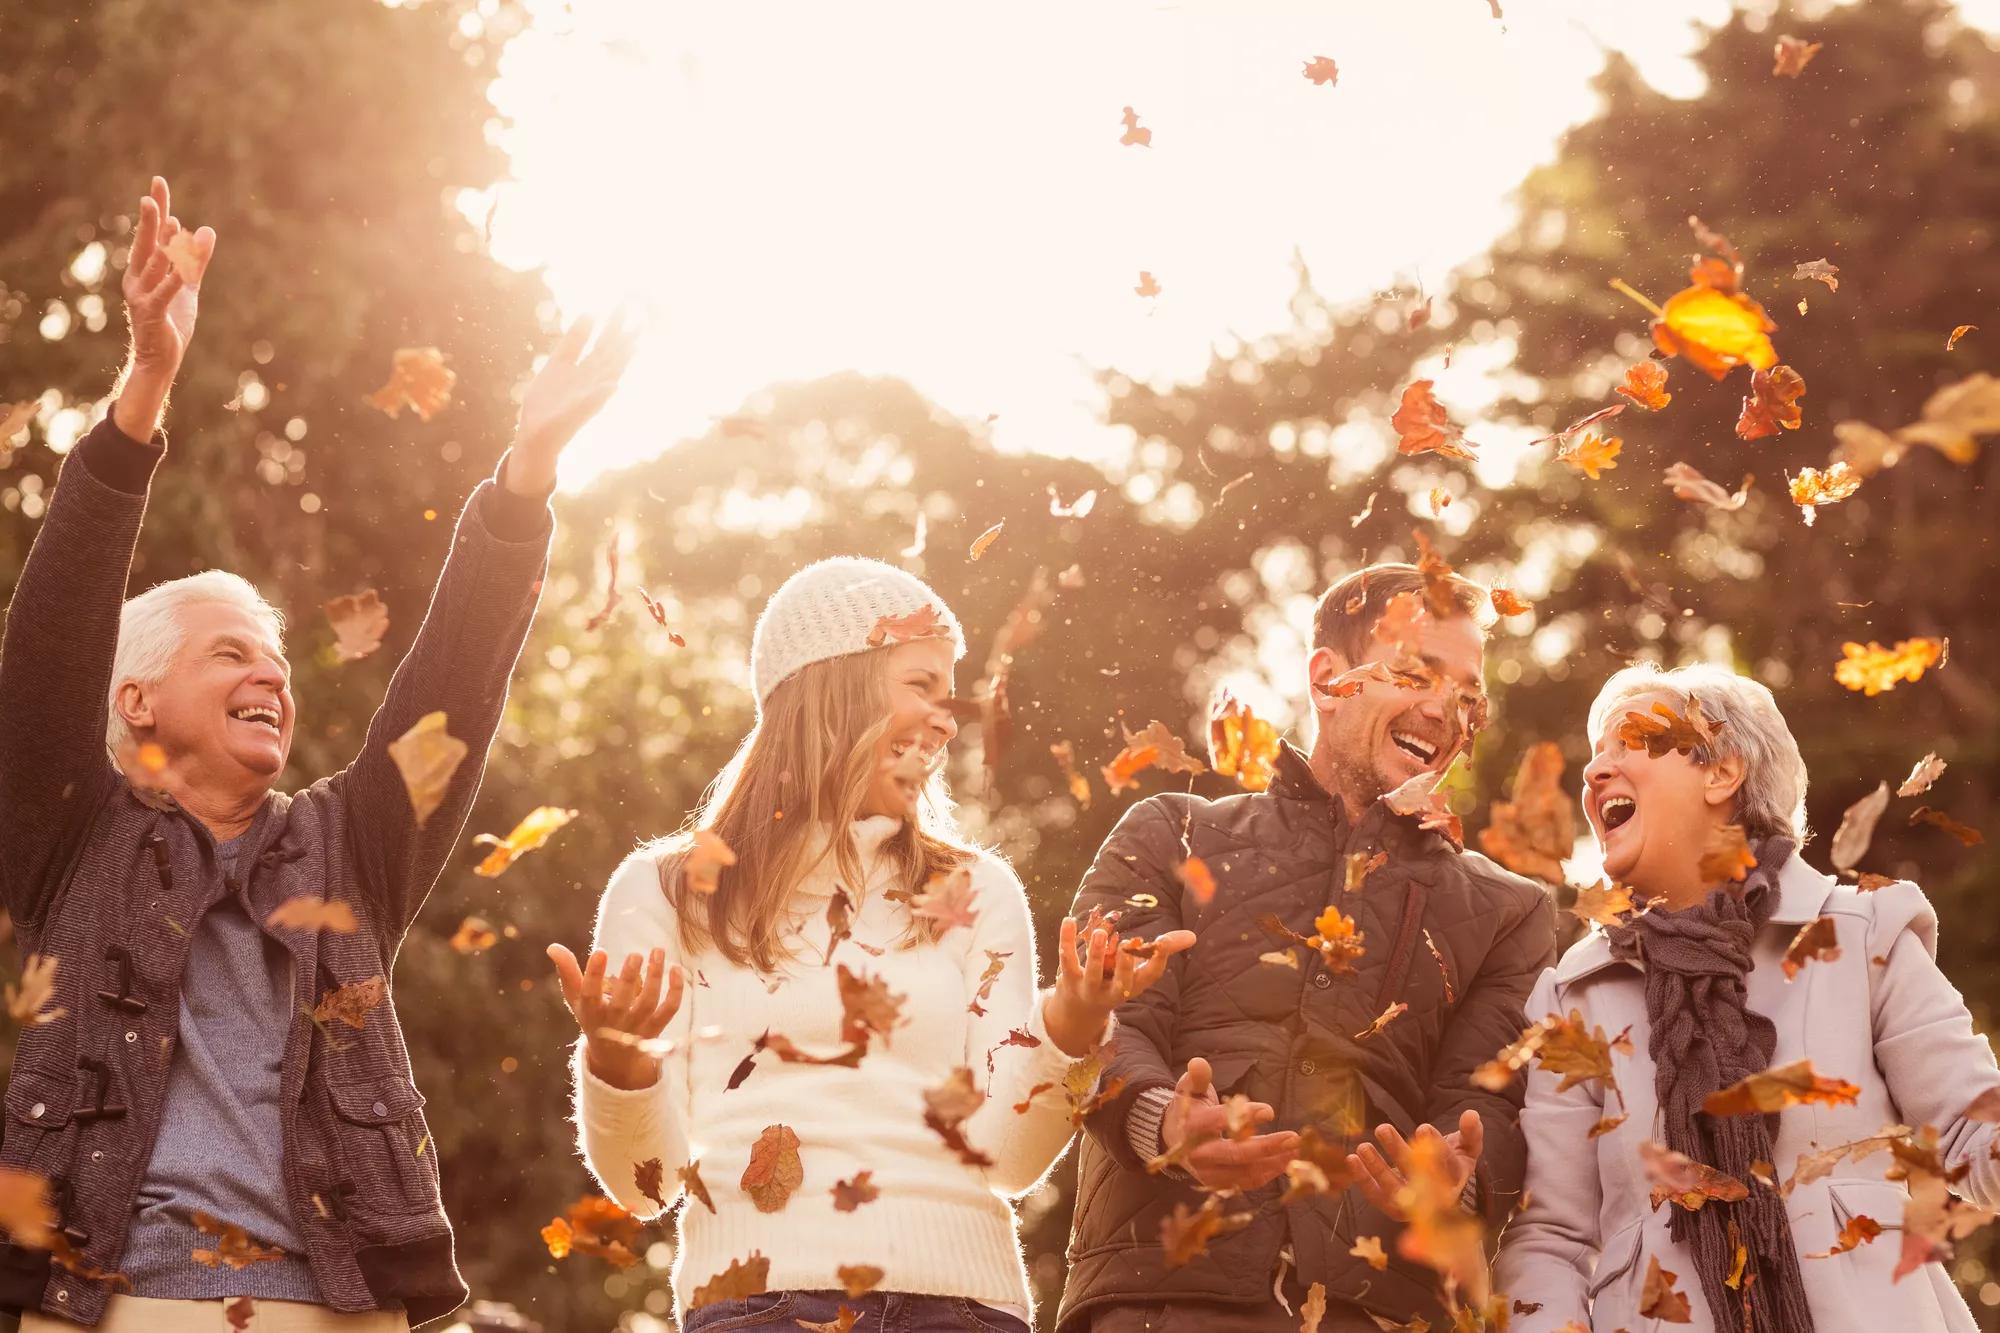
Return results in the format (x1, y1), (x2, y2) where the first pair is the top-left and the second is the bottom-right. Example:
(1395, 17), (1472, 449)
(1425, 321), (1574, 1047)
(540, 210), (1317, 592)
(74, 413), (165, 495)
(480, 449), (556, 543)
(573, 1042), (668, 1132)
(1127, 1083), (1176, 1164)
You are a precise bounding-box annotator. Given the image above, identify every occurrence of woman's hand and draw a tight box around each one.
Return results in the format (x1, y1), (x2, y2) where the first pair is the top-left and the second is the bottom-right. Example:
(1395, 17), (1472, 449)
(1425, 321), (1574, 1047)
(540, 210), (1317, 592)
(1041, 909), (1195, 1057)
(548, 943), (684, 1091)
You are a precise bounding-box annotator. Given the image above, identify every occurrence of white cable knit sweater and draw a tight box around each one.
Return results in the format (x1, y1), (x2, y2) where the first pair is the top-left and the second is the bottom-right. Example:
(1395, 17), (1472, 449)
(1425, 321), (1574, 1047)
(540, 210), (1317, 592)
(569, 816), (1095, 1319)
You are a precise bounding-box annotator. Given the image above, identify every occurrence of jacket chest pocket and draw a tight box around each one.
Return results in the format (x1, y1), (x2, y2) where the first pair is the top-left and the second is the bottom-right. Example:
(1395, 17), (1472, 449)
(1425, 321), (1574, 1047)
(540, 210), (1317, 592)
(327, 1074), (439, 1216)
(2, 1067), (76, 1178)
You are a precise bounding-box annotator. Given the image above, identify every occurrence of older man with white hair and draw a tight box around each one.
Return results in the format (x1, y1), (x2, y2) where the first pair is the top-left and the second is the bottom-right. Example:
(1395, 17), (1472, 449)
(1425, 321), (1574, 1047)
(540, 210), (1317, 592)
(0, 177), (637, 1332)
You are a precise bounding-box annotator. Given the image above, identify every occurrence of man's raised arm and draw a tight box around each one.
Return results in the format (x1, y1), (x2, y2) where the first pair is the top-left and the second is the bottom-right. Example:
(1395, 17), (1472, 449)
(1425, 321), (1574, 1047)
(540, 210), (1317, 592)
(0, 177), (214, 923)
(337, 312), (642, 938)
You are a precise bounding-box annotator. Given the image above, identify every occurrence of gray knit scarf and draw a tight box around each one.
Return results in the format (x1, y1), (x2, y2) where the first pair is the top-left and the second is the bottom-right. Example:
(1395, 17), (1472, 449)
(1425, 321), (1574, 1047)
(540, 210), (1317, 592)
(1605, 836), (1814, 1333)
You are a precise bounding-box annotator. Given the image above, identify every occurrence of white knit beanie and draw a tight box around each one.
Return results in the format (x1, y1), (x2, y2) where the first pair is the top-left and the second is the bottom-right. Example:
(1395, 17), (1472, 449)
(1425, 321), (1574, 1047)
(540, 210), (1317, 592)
(749, 557), (966, 711)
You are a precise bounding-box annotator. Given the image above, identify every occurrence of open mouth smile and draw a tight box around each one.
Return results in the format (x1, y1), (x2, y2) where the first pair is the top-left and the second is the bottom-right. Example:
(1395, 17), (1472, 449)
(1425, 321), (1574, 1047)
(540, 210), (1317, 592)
(1389, 730), (1440, 764)
(229, 704), (282, 734)
(1600, 795), (1636, 833)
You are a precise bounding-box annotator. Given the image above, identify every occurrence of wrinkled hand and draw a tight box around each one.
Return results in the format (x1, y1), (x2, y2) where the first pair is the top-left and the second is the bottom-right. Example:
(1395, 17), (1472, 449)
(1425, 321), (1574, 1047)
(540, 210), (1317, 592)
(547, 943), (684, 1091)
(115, 177), (216, 440)
(1041, 909), (1194, 1057)
(507, 309), (644, 493)
(1346, 1108), (1484, 1220)
(1159, 1056), (1299, 1190)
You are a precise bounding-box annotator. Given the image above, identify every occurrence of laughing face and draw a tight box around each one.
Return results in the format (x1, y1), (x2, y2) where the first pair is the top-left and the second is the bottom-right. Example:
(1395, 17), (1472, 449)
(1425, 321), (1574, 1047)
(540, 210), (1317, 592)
(860, 637), (959, 820)
(1307, 610), (1487, 815)
(1581, 688), (1745, 901)
(117, 600), (295, 788)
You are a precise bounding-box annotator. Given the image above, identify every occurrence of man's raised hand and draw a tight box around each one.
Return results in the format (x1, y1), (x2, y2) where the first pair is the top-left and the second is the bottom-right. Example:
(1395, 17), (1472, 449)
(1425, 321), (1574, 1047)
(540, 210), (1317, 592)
(1158, 1056), (1300, 1191)
(505, 308), (645, 495)
(115, 176), (216, 440)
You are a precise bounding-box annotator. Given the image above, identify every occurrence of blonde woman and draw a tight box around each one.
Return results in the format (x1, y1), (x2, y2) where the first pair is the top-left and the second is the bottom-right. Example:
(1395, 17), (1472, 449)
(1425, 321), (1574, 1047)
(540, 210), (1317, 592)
(549, 558), (1192, 1332)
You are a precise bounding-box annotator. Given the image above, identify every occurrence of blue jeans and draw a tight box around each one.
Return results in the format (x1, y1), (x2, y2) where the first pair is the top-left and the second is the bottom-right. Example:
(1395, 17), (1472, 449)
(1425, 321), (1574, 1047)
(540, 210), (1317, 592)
(684, 1289), (1031, 1333)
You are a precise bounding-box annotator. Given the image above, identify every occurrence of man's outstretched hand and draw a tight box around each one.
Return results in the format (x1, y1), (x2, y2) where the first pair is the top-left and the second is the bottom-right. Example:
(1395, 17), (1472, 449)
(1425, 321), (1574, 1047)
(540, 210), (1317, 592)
(115, 176), (216, 441)
(505, 309), (644, 495)
(1346, 1108), (1484, 1219)
(1158, 1056), (1300, 1191)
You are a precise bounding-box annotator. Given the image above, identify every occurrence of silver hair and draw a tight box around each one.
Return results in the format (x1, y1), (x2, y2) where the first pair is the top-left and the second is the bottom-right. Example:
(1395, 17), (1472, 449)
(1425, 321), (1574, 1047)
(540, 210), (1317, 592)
(108, 571), (286, 758)
(1585, 661), (1810, 844)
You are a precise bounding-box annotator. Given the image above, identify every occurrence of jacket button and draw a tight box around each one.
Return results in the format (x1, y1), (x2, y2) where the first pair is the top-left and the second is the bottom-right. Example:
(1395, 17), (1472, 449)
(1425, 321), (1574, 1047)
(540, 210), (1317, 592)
(1299, 1060), (1317, 1076)
(372, 1101), (389, 1118)
(125, 1031), (138, 1043)
(30, 1103), (44, 1120)
(54, 1289), (68, 1303)
(1312, 973), (1331, 989)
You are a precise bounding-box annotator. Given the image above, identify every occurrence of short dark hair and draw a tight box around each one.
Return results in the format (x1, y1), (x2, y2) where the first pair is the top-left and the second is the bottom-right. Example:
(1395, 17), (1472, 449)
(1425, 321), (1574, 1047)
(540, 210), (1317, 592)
(1311, 562), (1487, 663)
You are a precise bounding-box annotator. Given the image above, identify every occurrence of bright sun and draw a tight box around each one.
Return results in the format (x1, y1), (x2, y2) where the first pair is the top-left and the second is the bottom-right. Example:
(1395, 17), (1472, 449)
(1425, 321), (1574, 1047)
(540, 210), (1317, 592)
(481, 0), (1741, 490)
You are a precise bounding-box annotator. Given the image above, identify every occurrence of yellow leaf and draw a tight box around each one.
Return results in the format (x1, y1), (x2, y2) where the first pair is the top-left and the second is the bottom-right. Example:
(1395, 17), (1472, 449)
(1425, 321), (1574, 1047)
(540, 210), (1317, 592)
(386, 712), (468, 828)
(473, 806), (578, 877)
(1652, 284), (1779, 379)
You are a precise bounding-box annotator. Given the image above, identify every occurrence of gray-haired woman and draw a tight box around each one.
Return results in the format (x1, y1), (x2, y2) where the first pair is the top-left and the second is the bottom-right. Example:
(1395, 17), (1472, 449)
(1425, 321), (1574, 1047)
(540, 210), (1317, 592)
(1494, 662), (2000, 1332)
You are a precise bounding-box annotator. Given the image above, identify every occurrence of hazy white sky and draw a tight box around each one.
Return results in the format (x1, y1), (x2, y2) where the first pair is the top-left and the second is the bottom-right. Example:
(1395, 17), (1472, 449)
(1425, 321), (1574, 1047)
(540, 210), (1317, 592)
(477, 0), (1993, 489)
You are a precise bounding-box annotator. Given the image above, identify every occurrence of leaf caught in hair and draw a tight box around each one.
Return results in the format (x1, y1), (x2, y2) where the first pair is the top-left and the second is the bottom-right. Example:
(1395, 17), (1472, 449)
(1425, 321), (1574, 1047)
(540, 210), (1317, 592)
(1050, 741), (1091, 807)
(473, 806), (577, 877)
(688, 1252), (769, 1304)
(1391, 380), (1479, 461)
(922, 1067), (995, 1167)
(1702, 1059), (1861, 1116)
(312, 975), (386, 1030)
(1698, 824), (1757, 886)
(677, 1161), (717, 1214)
(910, 866), (980, 931)
(1617, 698), (1723, 758)
(831, 1172), (878, 1212)
(387, 711), (468, 828)
(1910, 806), (1983, 847)
(866, 605), (950, 647)
(1302, 55), (1339, 85)
(1616, 361), (1672, 411)
(1788, 462), (1862, 525)
(324, 590), (389, 663)
(1119, 105), (1151, 147)
(1664, 462), (1753, 510)
(1477, 741), (1575, 885)
(191, 1211), (287, 1269)
(1639, 1255), (1693, 1322)
(1642, 1140), (1749, 1211)
(1835, 638), (1946, 696)
(1556, 432), (1621, 480)
(1490, 588), (1532, 617)
(1898, 753), (1947, 798)
(1160, 1194), (1254, 1268)
(1208, 693), (1281, 792)
(838, 1263), (886, 1299)
(1570, 881), (1638, 929)
(1831, 782), (1892, 872)
(364, 347), (456, 421)
(1736, 365), (1808, 441)
(684, 830), (737, 896)
(449, 915), (498, 954)
(264, 897), (359, 935)
(1781, 916), (1841, 980)
(1383, 772), (1464, 852)
(1101, 720), (1206, 793)
(1947, 324), (1976, 351)
(740, 1125), (804, 1213)
(968, 520), (1005, 561)
(1773, 34), (1823, 77)
(1354, 1002), (1408, 1042)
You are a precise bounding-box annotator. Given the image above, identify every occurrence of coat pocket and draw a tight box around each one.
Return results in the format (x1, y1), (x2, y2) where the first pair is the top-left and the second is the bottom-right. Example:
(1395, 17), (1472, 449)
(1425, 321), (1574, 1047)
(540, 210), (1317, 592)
(1586, 1217), (1644, 1301)
(327, 1073), (439, 1215)
(2, 1066), (75, 1176)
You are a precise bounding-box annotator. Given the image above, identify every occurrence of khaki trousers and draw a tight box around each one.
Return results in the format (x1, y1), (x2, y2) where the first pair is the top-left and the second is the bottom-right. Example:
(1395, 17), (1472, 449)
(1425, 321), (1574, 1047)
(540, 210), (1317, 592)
(24, 1296), (410, 1332)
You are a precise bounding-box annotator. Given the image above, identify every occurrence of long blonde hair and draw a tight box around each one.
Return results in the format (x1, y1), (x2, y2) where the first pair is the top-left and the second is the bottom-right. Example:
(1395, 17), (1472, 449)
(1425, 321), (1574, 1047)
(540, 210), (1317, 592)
(649, 649), (973, 971)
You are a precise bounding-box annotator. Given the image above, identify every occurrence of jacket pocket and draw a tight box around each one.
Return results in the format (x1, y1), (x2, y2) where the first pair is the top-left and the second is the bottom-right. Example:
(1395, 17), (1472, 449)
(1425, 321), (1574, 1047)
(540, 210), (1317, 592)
(2, 1066), (75, 1175)
(327, 1074), (438, 1215)
(1586, 1218), (1644, 1300)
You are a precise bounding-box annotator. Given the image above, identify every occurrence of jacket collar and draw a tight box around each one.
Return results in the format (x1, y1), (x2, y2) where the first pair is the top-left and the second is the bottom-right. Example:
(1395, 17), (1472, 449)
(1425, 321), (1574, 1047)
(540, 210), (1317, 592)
(1268, 741), (1446, 857)
(1553, 850), (1834, 987)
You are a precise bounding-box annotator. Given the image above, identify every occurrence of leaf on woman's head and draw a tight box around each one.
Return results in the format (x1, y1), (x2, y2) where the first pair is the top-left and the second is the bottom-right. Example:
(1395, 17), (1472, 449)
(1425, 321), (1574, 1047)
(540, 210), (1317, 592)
(1391, 380), (1479, 461)
(324, 590), (389, 663)
(364, 347), (456, 421)
(1702, 1059), (1860, 1116)
(866, 604), (950, 647)
(387, 711), (467, 828)
(473, 806), (577, 877)
(1615, 361), (1672, 410)
(740, 1125), (803, 1213)
(1616, 698), (1722, 758)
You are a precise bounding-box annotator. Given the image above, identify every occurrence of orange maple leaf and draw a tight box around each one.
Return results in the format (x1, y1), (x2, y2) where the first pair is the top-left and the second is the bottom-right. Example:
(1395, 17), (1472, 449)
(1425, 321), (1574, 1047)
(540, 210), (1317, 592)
(1119, 106), (1151, 147)
(1135, 271), (1161, 298)
(364, 347), (456, 421)
(1302, 56), (1338, 86)
(1615, 361), (1672, 411)
(1736, 364), (1808, 440)
(1557, 432), (1621, 479)
(1391, 380), (1478, 461)
(1788, 462), (1862, 525)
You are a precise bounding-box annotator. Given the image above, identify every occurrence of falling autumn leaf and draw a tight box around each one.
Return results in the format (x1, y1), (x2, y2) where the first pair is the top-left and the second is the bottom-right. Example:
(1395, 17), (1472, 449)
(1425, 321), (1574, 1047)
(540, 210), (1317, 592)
(837, 1264), (886, 1299)
(191, 1212), (286, 1270)
(910, 865), (980, 931)
(1527, 402), (1626, 448)
(1049, 741), (1091, 807)
(1781, 916), (1841, 979)
(678, 1161), (717, 1214)
(1642, 1140), (1749, 1211)
(740, 1124), (804, 1213)
(1831, 781), (1892, 872)
(1793, 258), (1840, 292)
(1810, 1214), (1884, 1258)
(1119, 106), (1151, 147)
(449, 915), (498, 954)
(1477, 741), (1575, 885)
(1788, 462), (1862, 525)
(1736, 364), (1808, 441)
(1947, 324), (1976, 351)
(3, 954), (62, 1028)
(162, 231), (204, 284)
(1177, 857), (1217, 907)
(1302, 56), (1339, 86)
(1101, 719), (1206, 793)
(1300, 1282), (1328, 1333)
(968, 949), (1010, 1016)
(1344, 850), (1387, 894)
(387, 711), (467, 828)
(0, 401), (37, 442)
(1663, 461), (1753, 511)
(1570, 880), (1639, 930)
(1697, 823), (1757, 886)
(1640, 273), (1780, 380)
(831, 1171), (879, 1212)
(968, 520), (1005, 561)
(1834, 638), (1946, 696)
(225, 1296), (255, 1332)
(364, 347), (455, 421)
(688, 1252), (770, 1304)
(312, 976), (386, 1030)
(1639, 1255), (1693, 1322)
(1703, 1059), (1861, 1116)
(473, 805), (577, 877)
(796, 1310), (863, 1333)
(1910, 806), (1983, 847)
(1354, 1002), (1408, 1042)
(1616, 360), (1672, 411)
(0, 1168), (56, 1250)
(1160, 1194), (1253, 1268)
(1489, 587), (1532, 617)
(922, 1067), (995, 1167)
(583, 536), (622, 632)
(1135, 271), (1161, 299)
(1556, 432), (1621, 480)
(634, 1158), (667, 1211)
(1349, 1235), (1389, 1270)
(1773, 34), (1824, 77)
(1391, 380), (1478, 462)
(264, 897), (359, 935)
(1383, 771), (1464, 852)
(1898, 753), (1947, 798)
(684, 829), (737, 895)
(324, 590), (389, 663)
(1617, 698), (1723, 759)
(1208, 692), (1281, 792)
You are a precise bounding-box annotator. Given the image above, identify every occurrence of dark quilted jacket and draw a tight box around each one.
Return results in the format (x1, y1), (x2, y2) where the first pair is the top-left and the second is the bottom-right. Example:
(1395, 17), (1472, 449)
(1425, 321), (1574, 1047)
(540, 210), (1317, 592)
(1058, 743), (1555, 1329)
(0, 420), (549, 1326)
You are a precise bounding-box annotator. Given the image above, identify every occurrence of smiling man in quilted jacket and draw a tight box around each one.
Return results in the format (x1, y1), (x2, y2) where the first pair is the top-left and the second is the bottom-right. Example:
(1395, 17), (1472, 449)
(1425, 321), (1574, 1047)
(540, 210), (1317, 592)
(0, 177), (637, 1331)
(1059, 563), (1557, 1332)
